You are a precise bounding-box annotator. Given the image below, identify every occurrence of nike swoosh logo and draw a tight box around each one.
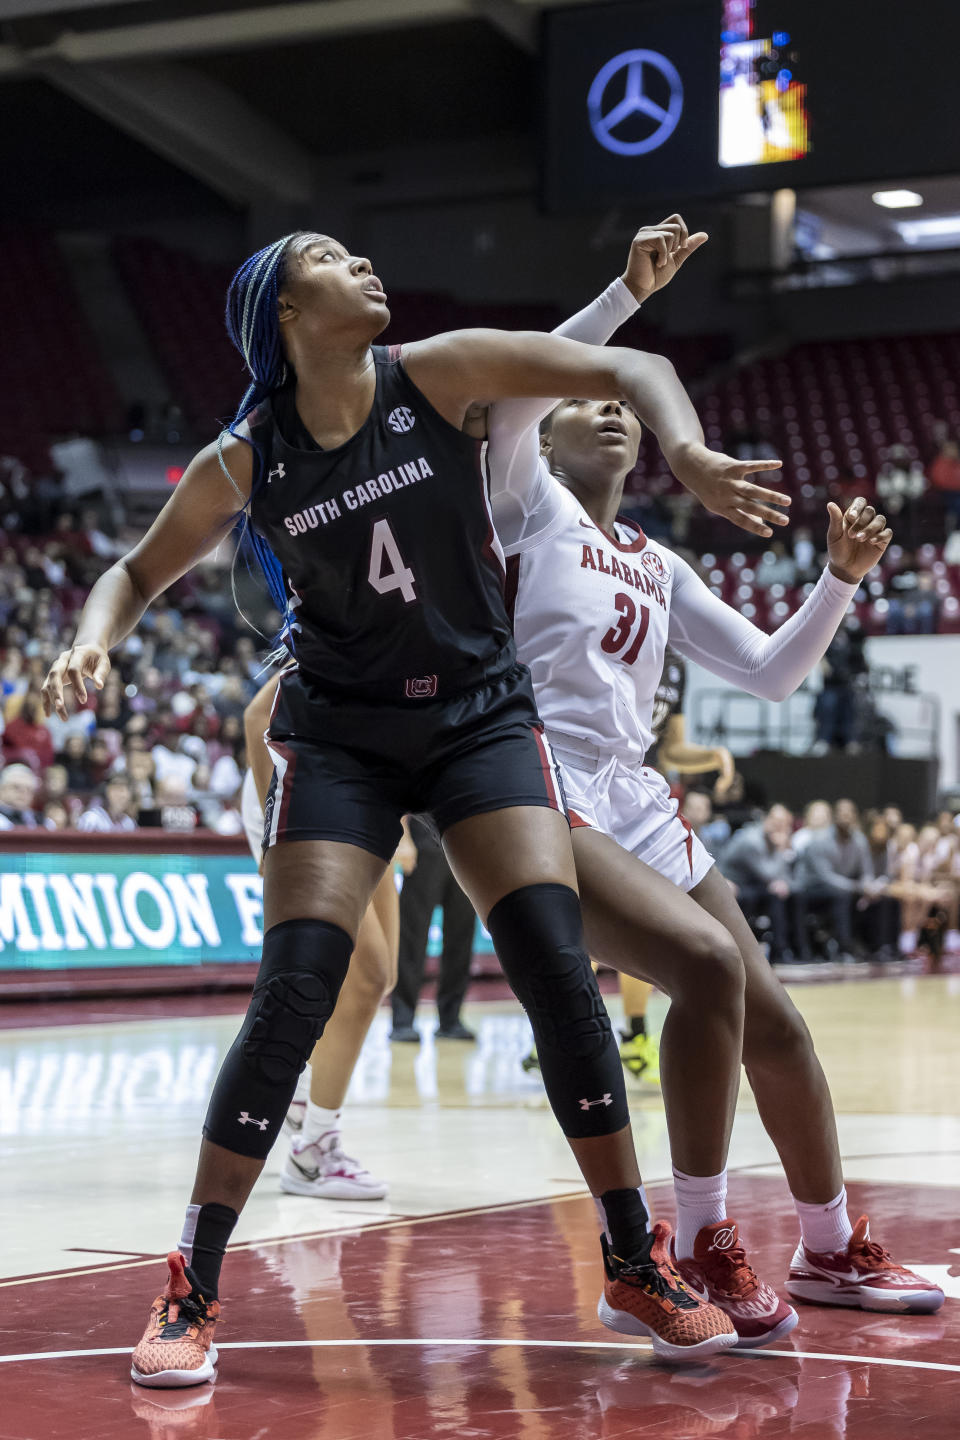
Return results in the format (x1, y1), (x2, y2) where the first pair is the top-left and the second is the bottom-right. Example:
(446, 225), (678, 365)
(802, 1264), (862, 1283)
(578, 519), (595, 530)
(292, 1157), (320, 1181)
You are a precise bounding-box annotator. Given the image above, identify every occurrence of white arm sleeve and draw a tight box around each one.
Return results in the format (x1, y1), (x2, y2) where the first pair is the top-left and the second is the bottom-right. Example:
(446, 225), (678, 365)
(668, 557), (859, 702)
(488, 278), (641, 552)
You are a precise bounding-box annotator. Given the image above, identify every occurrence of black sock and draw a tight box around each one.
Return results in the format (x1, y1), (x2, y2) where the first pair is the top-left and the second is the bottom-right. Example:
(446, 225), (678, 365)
(187, 1202), (238, 1301)
(600, 1187), (651, 1261)
(625, 1015), (646, 1039)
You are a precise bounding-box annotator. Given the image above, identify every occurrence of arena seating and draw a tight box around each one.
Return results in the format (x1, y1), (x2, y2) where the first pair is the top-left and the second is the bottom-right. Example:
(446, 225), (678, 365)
(693, 541), (960, 636)
(0, 229), (122, 471)
(4, 228), (960, 595)
(112, 237), (241, 430)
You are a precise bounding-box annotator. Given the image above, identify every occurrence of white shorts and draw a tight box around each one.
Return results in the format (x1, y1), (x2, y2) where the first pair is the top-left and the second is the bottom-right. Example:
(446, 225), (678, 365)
(241, 768), (264, 865)
(549, 733), (715, 893)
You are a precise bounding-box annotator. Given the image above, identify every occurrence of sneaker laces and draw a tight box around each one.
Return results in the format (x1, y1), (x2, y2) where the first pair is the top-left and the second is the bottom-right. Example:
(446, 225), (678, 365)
(613, 1247), (700, 1311)
(849, 1235), (903, 1273)
(703, 1240), (760, 1299)
(158, 1290), (210, 1340)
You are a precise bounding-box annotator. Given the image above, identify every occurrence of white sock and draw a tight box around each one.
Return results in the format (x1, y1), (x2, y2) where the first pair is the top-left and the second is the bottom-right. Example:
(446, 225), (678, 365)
(673, 1167), (728, 1260)
(794, 1187), (853, 1254)
(293, 1066), (311, 1104)
(179, 1204), (201, 1266)
(301, 1101), (341, 1146)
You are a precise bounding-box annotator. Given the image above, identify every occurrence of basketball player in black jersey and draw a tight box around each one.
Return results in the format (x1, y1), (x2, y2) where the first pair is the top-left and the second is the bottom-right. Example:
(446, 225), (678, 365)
(42, 228), (789, 1381)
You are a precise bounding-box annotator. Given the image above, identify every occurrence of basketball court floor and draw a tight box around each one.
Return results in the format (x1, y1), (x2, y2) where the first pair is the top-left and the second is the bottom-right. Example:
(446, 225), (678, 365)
(2, 974), (958, 1438)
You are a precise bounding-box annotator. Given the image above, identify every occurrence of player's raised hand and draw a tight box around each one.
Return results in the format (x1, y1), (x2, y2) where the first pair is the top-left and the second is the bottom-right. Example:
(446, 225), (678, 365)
(668, 442), (789, 537)
(622, 215), (709, 302)
(41, 644), (111, 721)
(826, 498), (892, 583)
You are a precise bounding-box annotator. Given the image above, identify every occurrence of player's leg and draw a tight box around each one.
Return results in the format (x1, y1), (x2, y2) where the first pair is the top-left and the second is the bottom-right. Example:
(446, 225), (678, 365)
(442, 802), (736, 1360)
(370, 863), (400, 980)
(617, 975), (660, 1083)
(190, 840), (386, 1216)
(132, 727), (400, 1388)
(569, 792), (798, 1349)
(281, 869), (398, 1201)
(692, 865), (944, 1314)
(574, 827), (744, 1176)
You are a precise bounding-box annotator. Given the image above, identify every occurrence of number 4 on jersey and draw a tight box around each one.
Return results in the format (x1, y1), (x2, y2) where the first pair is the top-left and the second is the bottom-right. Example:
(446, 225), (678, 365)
(368, 517), (417, 604)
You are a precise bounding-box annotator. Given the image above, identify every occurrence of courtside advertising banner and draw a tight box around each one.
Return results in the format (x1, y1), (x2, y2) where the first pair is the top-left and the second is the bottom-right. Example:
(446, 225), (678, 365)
(0, 850), (495, 970)
(0, 851), (264, 969)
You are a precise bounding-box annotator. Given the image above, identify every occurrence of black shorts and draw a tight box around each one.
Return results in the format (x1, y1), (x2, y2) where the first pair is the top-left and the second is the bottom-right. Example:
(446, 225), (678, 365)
(263, 662), (567, 861)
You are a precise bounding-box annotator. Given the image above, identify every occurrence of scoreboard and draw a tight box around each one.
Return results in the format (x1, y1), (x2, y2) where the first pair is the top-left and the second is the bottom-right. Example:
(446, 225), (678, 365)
(542, 0), (958, 212)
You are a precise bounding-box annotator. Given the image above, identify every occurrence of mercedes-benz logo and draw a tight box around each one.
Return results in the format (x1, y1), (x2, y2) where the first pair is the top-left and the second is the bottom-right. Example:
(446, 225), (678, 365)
(588, 49), (684, 157)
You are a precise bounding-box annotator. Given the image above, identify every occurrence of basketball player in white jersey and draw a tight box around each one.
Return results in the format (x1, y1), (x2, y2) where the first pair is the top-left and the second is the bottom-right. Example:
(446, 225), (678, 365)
(241, 673), (405, 1201)
(487, 217), (943, 1340)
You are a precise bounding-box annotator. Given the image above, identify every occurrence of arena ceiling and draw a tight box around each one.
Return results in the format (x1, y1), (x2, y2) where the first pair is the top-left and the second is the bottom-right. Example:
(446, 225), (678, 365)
(6, 0), (959, 253)
(2, 0), (598, 227)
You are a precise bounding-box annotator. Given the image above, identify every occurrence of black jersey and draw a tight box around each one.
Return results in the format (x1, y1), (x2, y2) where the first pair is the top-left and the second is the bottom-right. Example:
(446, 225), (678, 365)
(248, 345), (514, 699)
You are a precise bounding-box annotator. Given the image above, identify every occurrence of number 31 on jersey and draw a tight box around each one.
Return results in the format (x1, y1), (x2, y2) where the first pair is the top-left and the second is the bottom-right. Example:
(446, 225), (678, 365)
(368, 518), (417, 604)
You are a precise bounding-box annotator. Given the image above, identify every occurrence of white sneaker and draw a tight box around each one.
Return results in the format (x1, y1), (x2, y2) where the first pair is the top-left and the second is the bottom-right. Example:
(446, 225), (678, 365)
(282, 1099), (307, 1136)
(280, 1130), (389, 1200)
(282, 1069), (311, 1135)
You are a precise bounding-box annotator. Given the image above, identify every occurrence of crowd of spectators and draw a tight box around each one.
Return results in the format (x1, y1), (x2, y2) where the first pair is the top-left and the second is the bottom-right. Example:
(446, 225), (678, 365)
(682, 789), (960, 967)
(0, 497), (267, 837)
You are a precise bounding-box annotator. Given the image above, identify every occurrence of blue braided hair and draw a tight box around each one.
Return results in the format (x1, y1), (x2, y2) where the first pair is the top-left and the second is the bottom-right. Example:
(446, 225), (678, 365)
(219, 230), (311, 646)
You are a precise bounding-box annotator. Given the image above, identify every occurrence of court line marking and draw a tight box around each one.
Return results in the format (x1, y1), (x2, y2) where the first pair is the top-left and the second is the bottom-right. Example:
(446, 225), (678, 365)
(2, 1168), (955, 1289)
(1, 1338), (959, 1373)
(0, 1189), (593, 1289)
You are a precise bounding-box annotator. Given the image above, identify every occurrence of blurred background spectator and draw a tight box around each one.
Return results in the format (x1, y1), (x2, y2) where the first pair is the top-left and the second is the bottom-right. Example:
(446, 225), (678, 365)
(813, 617), (868, 753)
(718, 804), (797, 963)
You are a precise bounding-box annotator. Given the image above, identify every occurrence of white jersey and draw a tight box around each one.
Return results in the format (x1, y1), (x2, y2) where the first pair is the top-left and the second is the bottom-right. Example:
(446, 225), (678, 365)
(488, 278), (860, 769)
(507, 481), (675, 763)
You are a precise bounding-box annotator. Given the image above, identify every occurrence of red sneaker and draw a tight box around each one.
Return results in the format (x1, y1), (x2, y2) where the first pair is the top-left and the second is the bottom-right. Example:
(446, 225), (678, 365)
(672, 1220), (798, 1348)
(786, 1215), (945, 1313)
(597, 1220), (738, 1362)
(131, 1252), (220, 1388)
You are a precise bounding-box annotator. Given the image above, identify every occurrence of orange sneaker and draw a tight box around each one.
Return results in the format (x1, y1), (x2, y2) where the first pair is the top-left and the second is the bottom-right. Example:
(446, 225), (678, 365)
(131, 1252), (221, 1388)
(597, 1221), (738, 1361)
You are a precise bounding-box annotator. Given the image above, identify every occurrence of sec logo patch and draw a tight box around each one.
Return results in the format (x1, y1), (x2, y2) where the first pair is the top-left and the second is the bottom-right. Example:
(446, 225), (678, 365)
(387, 406), (416, 434)
(641, 549), (669, 584)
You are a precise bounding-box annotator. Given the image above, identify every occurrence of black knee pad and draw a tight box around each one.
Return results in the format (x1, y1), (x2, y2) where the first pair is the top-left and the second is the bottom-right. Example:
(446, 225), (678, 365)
(203, 919), (352, 1159)
(487, 884), (628, 1139)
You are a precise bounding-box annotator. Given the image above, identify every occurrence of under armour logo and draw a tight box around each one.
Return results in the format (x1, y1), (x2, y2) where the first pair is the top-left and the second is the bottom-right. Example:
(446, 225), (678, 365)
(238, 1112), (269, 1130)
(713, 1226), (737, 1251)
(387, 406), (416, 434)
(267, 462), (285, 484)
(579, 1094), (613, 1110)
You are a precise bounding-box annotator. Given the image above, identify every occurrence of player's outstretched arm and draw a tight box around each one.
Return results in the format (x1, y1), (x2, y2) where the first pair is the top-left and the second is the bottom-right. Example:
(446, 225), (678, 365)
(41, 436), (253, 720)
(668, 498), (891, 703)
(488, 216), (708, 550)
(405, 327), (787, 538)
(490, 214), (708, 450)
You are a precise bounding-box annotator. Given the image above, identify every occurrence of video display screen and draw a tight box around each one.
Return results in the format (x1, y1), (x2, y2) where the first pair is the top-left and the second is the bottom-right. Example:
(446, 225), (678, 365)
(542, 0), (958, 213)
(719, 0), (809, 167)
